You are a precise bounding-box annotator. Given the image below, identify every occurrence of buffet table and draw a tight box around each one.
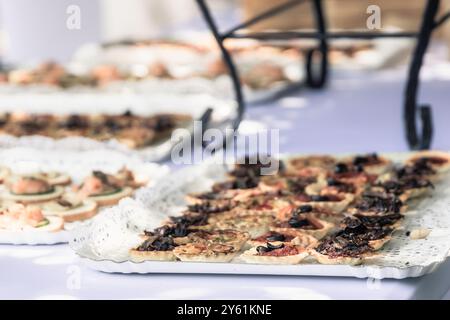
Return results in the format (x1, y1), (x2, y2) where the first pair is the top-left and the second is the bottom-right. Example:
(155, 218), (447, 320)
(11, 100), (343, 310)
(2, 67), (450, 299)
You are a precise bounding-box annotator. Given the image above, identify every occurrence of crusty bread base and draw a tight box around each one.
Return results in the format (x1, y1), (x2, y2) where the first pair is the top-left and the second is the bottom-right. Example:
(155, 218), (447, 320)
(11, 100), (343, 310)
(185, 194), (204, 205)
(304, 180), (327, 195)
(369, 236), (391, 250)
(310, 250), (363, 265)
(42, 200), (98, 222)
(89, 187), (133, 206)
(173, 251), (238, 263)
(173, 237), (192, 245)
(291, 234), (319, 247)
(399, 187), (430, 202)
(187, 224), (214, 231)
(2, 186), (64, 203)
(129, 249), (176, 262)
(240, 247), (308, 265)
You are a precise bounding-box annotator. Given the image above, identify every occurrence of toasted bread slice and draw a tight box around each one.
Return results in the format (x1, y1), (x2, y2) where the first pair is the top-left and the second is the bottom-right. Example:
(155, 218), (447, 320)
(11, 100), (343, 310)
(42, 199), (98, 222)
(2, 186), (64, 203)
(88, 187), (133, 206)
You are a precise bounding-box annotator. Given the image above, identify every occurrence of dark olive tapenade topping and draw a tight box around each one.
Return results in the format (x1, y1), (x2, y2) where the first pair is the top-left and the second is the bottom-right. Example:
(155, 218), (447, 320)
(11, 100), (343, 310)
(285, 214), (323, 230)
(230, 155), (281, 177)
(397, 161), (435, 178)
(146, 224), (190, 238)
(256, 242), (284, 254)
(196, 192), (224, 201)
(286, 177), (316, 194)
(417, 156), (448, 165)
(136, 236), (176, 252)
(352, 153), (380, 166)
(377, 177), (433, 196)
(295, 193), (342, 203)
(338, 217), (392, 241)
(266, 233), (287, 242)
(187, 201), (233, 214)
(61, 115), (89, 130)
(292, 205), (313, 214)
(92, 170), (120, 188)
(353, 213), (403, 228)
(316, 235), (372, 258)
(170, 213), (208, 228)
(57, 199), (73, 207)
(326, 178), (356, 193)
(310, 194), (342, 202)
(334, 163), (349, 174)
(288, 217), (310, 228)
(212, 175), (260, 192)
(354, 192), (403, 214)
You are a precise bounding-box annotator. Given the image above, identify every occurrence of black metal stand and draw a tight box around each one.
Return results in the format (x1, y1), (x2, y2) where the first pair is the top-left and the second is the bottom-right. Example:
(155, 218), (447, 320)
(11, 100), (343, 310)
(196, 0), (450, 150)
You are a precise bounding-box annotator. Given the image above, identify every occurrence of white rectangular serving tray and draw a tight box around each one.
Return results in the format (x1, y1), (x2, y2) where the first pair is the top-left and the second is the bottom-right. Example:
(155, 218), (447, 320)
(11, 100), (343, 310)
(72, 153), (450, 279)
(78, 255), (444, 280)
(0, 230), (70, 245)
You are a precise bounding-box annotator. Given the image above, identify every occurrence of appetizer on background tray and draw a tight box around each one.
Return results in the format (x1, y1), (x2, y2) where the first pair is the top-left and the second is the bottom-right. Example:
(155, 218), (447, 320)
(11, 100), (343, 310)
(0, 111), (192, 150)
(0, 165), (152, 237)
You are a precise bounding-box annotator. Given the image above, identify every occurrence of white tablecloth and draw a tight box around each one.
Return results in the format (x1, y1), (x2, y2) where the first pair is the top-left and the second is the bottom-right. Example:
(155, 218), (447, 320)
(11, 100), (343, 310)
(2, 67), (450, 299)
(0, 245), (449, 299)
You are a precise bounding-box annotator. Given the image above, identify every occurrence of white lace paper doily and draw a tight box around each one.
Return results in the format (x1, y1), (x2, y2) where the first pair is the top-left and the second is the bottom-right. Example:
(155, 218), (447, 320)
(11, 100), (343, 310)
(71, 153), (450, 279)
(0, 147), (170, 245)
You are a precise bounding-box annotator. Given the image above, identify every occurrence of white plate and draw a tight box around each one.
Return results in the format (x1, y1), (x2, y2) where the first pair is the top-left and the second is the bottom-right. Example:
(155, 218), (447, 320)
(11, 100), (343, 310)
(78, 256), (443, 280)
(0, 230), (70, 245)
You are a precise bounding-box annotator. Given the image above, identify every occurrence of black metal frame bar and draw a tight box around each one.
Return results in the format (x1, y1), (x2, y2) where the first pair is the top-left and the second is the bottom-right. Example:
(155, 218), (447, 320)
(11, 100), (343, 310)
(404, 0), (440, 150)
(196, 0), (450, 150)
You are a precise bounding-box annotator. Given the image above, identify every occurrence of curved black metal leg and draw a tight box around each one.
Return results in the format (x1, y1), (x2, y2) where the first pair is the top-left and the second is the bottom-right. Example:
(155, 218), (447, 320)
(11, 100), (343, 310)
(404, 0), (439, 150)
(306, 0), (328, 88)
(196, 0), (245, 150)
